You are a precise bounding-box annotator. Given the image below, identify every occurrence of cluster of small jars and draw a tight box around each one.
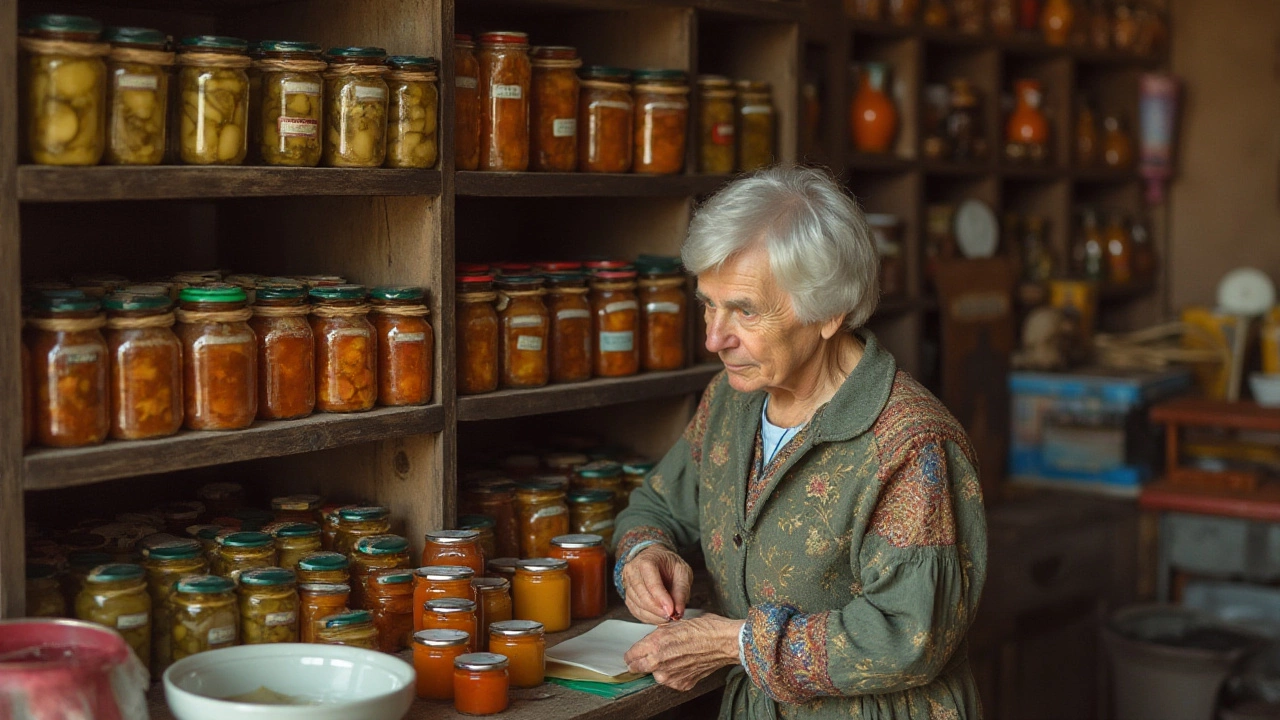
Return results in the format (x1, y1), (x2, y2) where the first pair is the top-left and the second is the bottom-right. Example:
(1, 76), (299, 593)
(1068, 207), (1156, 286)
(455, 256), (688, 395)
(19, 273), (433, 449)
(921, 78), (988, 163)
(19, 14), (439, 168)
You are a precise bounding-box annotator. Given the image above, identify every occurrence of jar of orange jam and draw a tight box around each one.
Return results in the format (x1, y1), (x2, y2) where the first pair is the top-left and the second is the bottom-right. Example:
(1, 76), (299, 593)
(414, 629), (471, 700)
(370, 286), (433, 407)
(456, 275), (500, 395)
(487, 557), (518, 583)
(544, 273), (592, 384)
(249, 283), (315, 421)
(351, 534), (411, 609)
(512, 558), (571, 632)
(175, 285), (258, 430)
(578, 66), (633, 173)
(496, 276), (550, 389)
(637, 258), (687, 371)
(590, 270), (640, 378)
(457, 515), (498, 561)
(27, 292), (110, 447)
(549, 534), (608, 620)
(424, 598), (479, 651)
(453, 653), (510, 715)
(296, 551), (349, 585)
(298, 582), (349, 643)
(413, 565), (476, 632)
(472, 577), (512, 651)
(462, 484), (521, 559)
(488, 619), (546, 688)
(309, 284), (376, 413)
(367, 568), (415, 652)
(333, 506), (391, 556)
(422, 529), (485, 576)
(103, 293), (182, 441)
(514, 483), (570, 559)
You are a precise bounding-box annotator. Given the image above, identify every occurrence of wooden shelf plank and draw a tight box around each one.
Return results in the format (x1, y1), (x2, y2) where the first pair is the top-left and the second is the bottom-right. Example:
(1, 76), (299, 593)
(456, 172), (734, 198)
(462, 0), (800, 20)
(17, 166), (442, 202)
(848, 152), (917, 172)
(458, 364), (723, 421)
(24, 405), (445, 490)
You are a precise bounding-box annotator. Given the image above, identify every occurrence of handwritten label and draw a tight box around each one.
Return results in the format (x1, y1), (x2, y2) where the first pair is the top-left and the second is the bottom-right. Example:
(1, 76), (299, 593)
(531, 505), (566, 521)
(117, 613), (148, 630)
(604, 300), (637, 314)
(712, 122), (735, 146)
(391, 332), (426, 343)
(208, 626), (236, 646)
(278, 117), (318, 137)
(354, 85), (387, 102)
(493, 84), (523, 100)
(643, 101), (687, 112)
(117, 74), (158, 91)
(194, 334), (253, 350)
(552, 118), (577, 137)
(584, 519), (615, 533)
(265, 611), (297, 627)
(56, 344), (101, 365)
(556, 309), (591, 321)
(599, 331), (634, 353)
(283, 80), (321, 95)
(509, 315), (544, 329)
(589, 99), (632, 112)
(645, 301), (681, 315)
(456, 76), (478, 90)
(331, 327), (371, 339)
(516, 335), (543, 352)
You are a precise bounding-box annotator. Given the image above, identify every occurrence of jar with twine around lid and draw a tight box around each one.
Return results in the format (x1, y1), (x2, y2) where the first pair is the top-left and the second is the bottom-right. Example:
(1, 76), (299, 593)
(529, 46), (582, 172)
(249, 282), (315, 421)
(176, 35), (252, 165)
(370, 286), (433, 407)
(20, 14), (111, 166)
(631, 69), (689, 175)
(309, 283), (376, 412)
(457, 274), (500, 395)
(386, 55), (440, 169)
(496, 276), (550, 389)
(104, 26), (174, 166)
(26, 290), (110, 447)
(256, 40), (327, 167)
(578, 65), (634, 173)
(175, 284), (258, 431)
(103, 291), (182, 440)
(323, 46), (389, 167)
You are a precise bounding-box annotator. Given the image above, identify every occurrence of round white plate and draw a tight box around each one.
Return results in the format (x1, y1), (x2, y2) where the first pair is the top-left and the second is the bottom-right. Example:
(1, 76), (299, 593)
(1217, 267), (1276, 316)
(954, 199), (998, 259)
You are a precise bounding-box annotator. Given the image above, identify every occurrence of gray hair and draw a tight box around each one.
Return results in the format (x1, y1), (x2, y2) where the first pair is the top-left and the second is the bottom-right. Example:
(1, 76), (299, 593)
(681, 165), (880, 330)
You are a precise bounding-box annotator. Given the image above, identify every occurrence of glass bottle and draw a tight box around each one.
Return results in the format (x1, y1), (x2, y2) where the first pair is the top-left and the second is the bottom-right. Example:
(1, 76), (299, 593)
(1042, 0), (1076, 45)
(459, 516), (499, 561)
(637, 258), (687, 372)
(1005, 79), (1049, 165)
(851, 63), (898, 155)
(104, 26), (171, 165)
(496, 276), (550, 388)
(175, 285), (257, 431)
(322, 47), (388, 168)
(176, 35), (251, 165)
(529, 46), (581, 172)
(457, 275), (500, 395)
(568, 490), (616, 547)
(455, 34), (481, 171)
(20, 14), (108, 166)
(25, 563), (66, 618)
(1112, 0), (1139, 51)
(462, 484), (521, 559)
(423, 598), (480, 651)
(370, 286), (433, 407)
(478, 31), (532, 171)
(256, 40), (325, 167)
(1104, 212), (1133, 285)
(1078, 208), (1107, 281)
(249, 282), (315, 421)
(309, 284), (376, 413)
(385, 55), (439, 169)
(27, 292), (109, 447)
(1102, 114), (1133, 168)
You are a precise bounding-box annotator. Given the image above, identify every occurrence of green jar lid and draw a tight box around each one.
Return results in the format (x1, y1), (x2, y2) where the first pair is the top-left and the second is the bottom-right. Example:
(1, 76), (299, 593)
(576, 460), (622, 479)
(259, 40), (322, 54)
(239, 567), (296, 587)
(26, 563), (58, 580)
(255, 284), (307, 301)
(67, 550), (112, 568)
(495, 275), (544, 289)
(632, 69), (686, 83)
(298, 551), (349, 571)
(180, 285), (246, 304)
(581, 65), (631, 81)
(33, 293), (99, 313)
(372, 570), (413, 585)
(104, 27), (167, 48)
(147, 539), (202, 560)
(274, 522), (321, 539)
(370, 286), (426, 301)
(516, 481), (563, 493)
(635, 255), (684, 275)
(218, 531), (272, 548)
(544, 272), (588, 287)
(324, 609), (372, 628)
(309, 284), (367, 302)
(354, 534), (409, 556)
(86, 563), (144, 583)
(102, 292), (172, 312)
(457, 514), (495, 530)
(176, 574), (236, 595)
(325, 46), (387, 59)
(568, 489), (614, 505)
(22, 14), (102, 36)
(179, 35), (249, 52)
(622, 460), (657, 474)
(338, 506), (389, 522)
(387, 55), (437, 71)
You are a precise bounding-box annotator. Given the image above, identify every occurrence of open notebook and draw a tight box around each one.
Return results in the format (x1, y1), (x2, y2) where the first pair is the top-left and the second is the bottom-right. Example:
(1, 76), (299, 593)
(545, 610), (704, 684)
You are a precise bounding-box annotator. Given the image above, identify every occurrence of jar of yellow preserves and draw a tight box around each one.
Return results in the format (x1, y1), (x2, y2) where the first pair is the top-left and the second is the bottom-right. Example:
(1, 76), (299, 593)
(323, 47), (389, 167)
(104, 26), (173, 165)
(334, 506), (391, 556)
(238, 567), (299, 644)
(318, 609), (379, 649)
(351, 534), (412, 610)
(735, 80), (775, 172)
(143, 539), (207, 675)
(176, 36), (251, 165)
(214, 531), (277, 581)
(696, 75), (735, 174)
(296, 551), (350, 585)
(272, 522), (322, 570)
(386, 55), (439, 168)
(170, 575), (238, 661)
(256, 40), (326, 167)
(514, 482), (570, 559)
(20, 14), (109, 166)
(76, 563), (152, 666)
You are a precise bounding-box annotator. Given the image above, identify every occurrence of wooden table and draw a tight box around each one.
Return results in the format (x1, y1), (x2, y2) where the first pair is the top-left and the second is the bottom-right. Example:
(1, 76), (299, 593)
(1150, 397), (1280, 491)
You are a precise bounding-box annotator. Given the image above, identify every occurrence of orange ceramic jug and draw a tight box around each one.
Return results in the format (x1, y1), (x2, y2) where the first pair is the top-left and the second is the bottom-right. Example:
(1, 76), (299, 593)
(1005, 79), (1049, 163)
(851, 63), (898, 154)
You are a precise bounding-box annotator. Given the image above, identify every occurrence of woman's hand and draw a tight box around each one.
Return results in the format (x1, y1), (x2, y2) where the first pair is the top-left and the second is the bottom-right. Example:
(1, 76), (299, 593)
(622, 545), (693, 624)
(624, 613), (745, 691)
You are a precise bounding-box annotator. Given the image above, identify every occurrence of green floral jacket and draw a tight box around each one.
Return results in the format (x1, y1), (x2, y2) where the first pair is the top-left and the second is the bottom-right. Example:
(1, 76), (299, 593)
(613, 331), (987, 720)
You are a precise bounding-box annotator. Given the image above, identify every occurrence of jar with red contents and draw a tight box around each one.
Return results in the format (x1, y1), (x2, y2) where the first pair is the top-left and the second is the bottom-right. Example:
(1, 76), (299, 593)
(422, 529), (485, 575)
(414, 629), (471, 700)
(454, 653), (510, 715)
(477, 31), (531, 171)
(590, 270), (640, 377)
(26, 292), (110, 447)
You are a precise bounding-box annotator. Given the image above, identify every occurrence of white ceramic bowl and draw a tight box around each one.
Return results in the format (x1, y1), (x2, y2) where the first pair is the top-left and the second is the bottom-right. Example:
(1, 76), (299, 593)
(1250, 373), (1280, 408)
(163, 644), (414, 720)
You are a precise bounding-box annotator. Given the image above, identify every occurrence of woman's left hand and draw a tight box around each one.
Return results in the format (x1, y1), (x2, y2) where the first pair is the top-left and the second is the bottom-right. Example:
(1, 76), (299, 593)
(623, 613), (745, 691)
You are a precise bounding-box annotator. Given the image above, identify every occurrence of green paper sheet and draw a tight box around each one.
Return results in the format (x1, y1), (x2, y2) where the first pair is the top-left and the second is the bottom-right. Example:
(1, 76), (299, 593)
(547, 674), (657, 700)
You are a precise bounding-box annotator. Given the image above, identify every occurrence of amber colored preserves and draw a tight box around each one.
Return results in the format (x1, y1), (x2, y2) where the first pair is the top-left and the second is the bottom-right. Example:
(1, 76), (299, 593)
(544, 274), (592, 384)
(529, 46), (581, 172)
(548, 534), (607, 620)
(637, 263), (687, 372)
(296, 551), (349, 586)
(414, 629), (471, 700)
(488, 620), (545, 688)
(334, 506), (391, 557)
(102, 292), (183, 441)
(697, 75), (736, 174)
(454, 35), (481, 171)
(632, 70), (688, 175)
(1102, 114), (1133, 169)
(310, 284), (376, 413)
(351, 534), (411, 610)
(322, 47), (389, 168)
(423, 598), (480, 651)
(249, 283), (315, 421)
(457, 276), (500, 395)
(454, 653), (510, 715)
(413, 565), (477, 632)
(736, 80), (775, 172)
(422, 529), (485, 576)
(567, 490), (616, 547)
(579, 66), (633, 173)
(385, 56), (439, 169)
(76, 563), (152, 667)
(512, 558), (571, 632)
(472, 577), (513, 652)
(367, 569), (415, 652)
(477, 32), (531, 172)
(514, 483), (570, 559)
(367, 286), (434, 406)
(461, 484), (521, 559)
(590, 271), (640, 378)
(298, 582), (349, 643)
(214, 531), (276, 582)
(175, 285), (257, 431)
(487, 558), (518, 584)
(317, 609), (378, 649)
(27, 293), (110, 447)
(496, 276), (550, 388)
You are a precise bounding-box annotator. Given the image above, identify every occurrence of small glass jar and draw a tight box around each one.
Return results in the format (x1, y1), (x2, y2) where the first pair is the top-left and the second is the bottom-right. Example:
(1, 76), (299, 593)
(472, 577), (513, 652)
(590, 270), (640, 378)
(351, 534), (412, 609)
(273, 522), (322, 570)
(488, 619), (546, 688)
(298, 582), (349, 643)
(454, 653), (510, 715)
(26, 293), (109, 447)
(458, 515), (498, 561)
(63, 551), (112, 610)
(76, 563), (151, 666)
(487, 557), (519, 584)
(414, 629), (472, 700)
(735, 80), (775, 172)
(697, 75), (736, 174)
(143, 540), (207, 673)
(238, 567), (299, 644)
(567, 490), (616, 547)
(512, 558), (571, 633)
(26, 564), (67, 618)
(496, 276), (550, 389)
(176, 35), (251, 165)
(271, 493), (322, 524)
(319, 503), (350, 551)
(296, 550), (350, 585)
(424, 598), (480, 651)
(462, 484), (521, 559)
(544, 274), (592, 384)
(637, 259), (687, 372)
(457, 275), (500, 395)
(103, 292), (182, 441)
(578, 66), (633, 173)
(334, 506), (392, 557)
(170, 575), (238, 661)
(385, 55), (439, 168)
(371, 285), (433, 407)
(413, 565), (477, 632)
(575, 460), (626, 511)
(309, 284), (376, 413)
(317, 609), (378, 649)
(250, 284), (314, 422)
(423, 529), (485, 576)
(323, 47), (388, 167)
(21, 14), (108, 166)
(160, 502), (204, 536)
(530, 46), (581, 172)
(367, 568), (415, 652)
(104, 26), (171, 165)
(620, 459), (654, 507)
(632, 69), (688, 175)
(176, 285), (257, 431)
(214, 531), (277, 581)
(477, 31), (531, 171)
(198, 481), (244, 518)
(549, 534), (608, 620)
(454, 34), (481, 171)
(256, 40), (325, 166)
(514, 483), (570, 559)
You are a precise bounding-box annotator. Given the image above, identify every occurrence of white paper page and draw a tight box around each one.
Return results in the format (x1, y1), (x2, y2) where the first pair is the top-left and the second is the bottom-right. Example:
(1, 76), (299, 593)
(546, 610), (705, 678)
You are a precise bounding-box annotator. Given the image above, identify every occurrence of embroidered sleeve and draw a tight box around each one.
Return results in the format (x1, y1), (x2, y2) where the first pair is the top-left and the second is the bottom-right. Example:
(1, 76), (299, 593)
(741, 603), (841, 703)
(612, 526), (678, 597)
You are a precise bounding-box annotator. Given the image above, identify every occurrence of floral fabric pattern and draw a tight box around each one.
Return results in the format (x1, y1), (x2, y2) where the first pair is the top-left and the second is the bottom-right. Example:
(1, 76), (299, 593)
(742, 602), (841, 703)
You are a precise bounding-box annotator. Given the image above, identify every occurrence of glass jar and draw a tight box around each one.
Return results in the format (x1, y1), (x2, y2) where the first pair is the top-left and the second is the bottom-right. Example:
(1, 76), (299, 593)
(26, 292), (109, 447)
(487, 557), (519, 583)
(198, 481), (243, 519)
(370, 286), (434, 407)
(296, 550), (350, 585)
(423, 529), (485, 576)
(352, 534), (412, 609)
(457, 275), (500, 395)
(298, 582), (349, 643)
(455, 34), (481, 171)
(530, 46), (581, 172)
(309, 284), (376, 413)
(144, 540), (207, 673)
(176, 35), (250, 165)
(472, 577), (513, 652)
(489, 620), (546, 688)
(273, 522), (322, 570)
(334, 506), (391, 557)
(1102, 114), (1133, 169)
(367, 568), (415, 652)
(590, 271), (640, 378)
(736, 80), (775, 172)
(578, 66), (633, 173)
(272, 494), (322, 524)
(76, 563), (151, 666)
(514, 483), (570, 559)
(697, 75), (736, 174)
(424, 598), (480, 651)
(458, 515), (499, 561)
(319, 503), (350, 551)
(414, 629), (472, 700)
(567, 490), (616, 547)
(548, 534), (607, 620)
(63, 551), (111, 610)
(176, 285), (257, 431)
(544, 451), (589, 480)
(317, 609), (378, 649)
(103, 292), (182, 441)
(620, 460), (654, 507)
(21, 14), (108, 166)
(454, 653), (510, 716)
(574, 459), (623, 494)
(170, 575), (238, 661)
(1104, 212), (1133, 285)
(214, 531), (276, 581)
(256, 40), (325, 167)
(632, 69), (688, 175)
(384, 55), (439, 168)
(637, 261), (687, 372)
(103, 26), (171, 165)
(238, 567), (299, 644)
(26, 564), (67, 618)
(478, 31), (531, 171)
(512, 559), (571, 633)
(413, 565), (477, 632)
(497, 276), (550, 389)
(462, 484), (521, 559)
(322, 47), (389, 167)
(544, 274), (592, 384)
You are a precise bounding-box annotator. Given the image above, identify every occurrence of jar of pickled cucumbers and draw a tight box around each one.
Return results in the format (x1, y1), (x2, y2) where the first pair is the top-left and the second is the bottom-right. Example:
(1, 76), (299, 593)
(238, 567), (299, 644)
(544, 274), (592, 384)
(214, 531), (276, 581)
(170, 575), (238, 661)
(76, 563), (151, 666)
(370, 286), (433, 407)
(457, 275), (500, 395)
(697, 75), (735, 173)
(351, 534), (412, 609)
(736, 80), (775, 172)
(296, 550), (350, 585)
(529, 46), (581, 172)
(386, 55), (439, 168)
(632, 69), (688, 175)
(323, 47), (388, 167)
(273, 522), (322, 570)
(514, 483), (570, 559)
(367, 568), (415, 652)
(250, 283), (315, 421)
(590, 270), (640, 378)
(477, 32), (531, 172)
(104, 26), (172, 165)
(20, 14), (109, 166)
(454, 34), (481, 171)
(176, 285), (257, 430)
(143, 539), (207, 674)
(298, 581), (349, 643)
(309, 284), (376, 413)
(317, 609), (378, 649)
(103, 292), (182, 441)
(256, 40), (326, 167)
(334, 506), (391, 556)
(496, 276), (549, 389)
(26, 292), (109, 447)
(578, 66), (633, 173)
(176, 35), (251, 165)
(25, 563), (67, 618)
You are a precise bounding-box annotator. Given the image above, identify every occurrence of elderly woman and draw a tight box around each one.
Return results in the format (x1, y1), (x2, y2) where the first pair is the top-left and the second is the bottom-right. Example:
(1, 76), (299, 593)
(614, 166), (987, 719)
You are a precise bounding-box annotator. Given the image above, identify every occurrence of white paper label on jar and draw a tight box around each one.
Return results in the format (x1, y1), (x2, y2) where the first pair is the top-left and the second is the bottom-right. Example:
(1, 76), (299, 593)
(604, 300), (637, 314)
(56, 344), (101, 365)
(712, 122), (735, 145)
(456, 76), (478, 90)
(645, 301), (682, 315)
(552, 118), (577, 137)
(741, 105), (773, 115)
(331, 327), (371, 339)
(117, 73), (158, 91)
(283, 80), (321, 96)
(116, 613), (148, 630)
(531, 505), (567, 521)
(584, 519), (615, 532)
(556, 309), (591, 321)
(279, 117), (318, 138)
(194, 334), (253, 350)
(509, 315), (544, 328)
(516, 335), (544, 352)
(265, 611), (297, 627)
(355, 85), (387, 102)
(643, 101), (687, 112)
(391, 332), (426, 343)
(589, 99), (632, 112)
(493, 84), (523, 100)
(599, 331), (634, 353)
(208, 625), (236, 645)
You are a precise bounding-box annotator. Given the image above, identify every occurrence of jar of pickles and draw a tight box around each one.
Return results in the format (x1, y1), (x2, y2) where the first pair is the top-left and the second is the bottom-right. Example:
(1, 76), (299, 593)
(297, 582), (348, 643)
(256, 40), (325, 166)
(637, 259), (687, 372)
(514, 483), (570, 559)
(176, 36), (251, 165)
(579, 66), (633, 173)
(273, 522), (321, 570)
(385, 55), (439, 168)
(422, 529), (485, 575)
(424, 598), (480, 651)
(512, 558), (571, 633)
(472, 577), (513, 652)
(317, 609), (378, 649)
(214, 531), (276, 581)
(632, 69), (688, 175)
(103, 292), (182, 441)
(20, 15), (109, 166)
(176, 285), (257, 431)
(462, 484), (520, 559)
(170, 575), (238, 661)
(414, 629), (472, 700)
(334, 506), (391, 556)
(351, 534), (411, 609)
(143, 539), (207, 673)
(76, 563), (151, 666)
(454, 653), (510, 715)
(697, 75), (736, 174)
(454, 34), (481, 171)
(544, 274), (592, 384)
(567, 490), (616, 547)
(488, 620), (546, 688)
(413, 565), (477, 632)
(310, 284), (376, 413)
(736, 80), (775, 172)
(27, 292), (109, 447)
(496, 276), (550, 388)
(530, 46), (581, 172)
(590, 270), (640, 378)
(548, 534), (607, 620)
(323, 47), (388, 167)
(457, 275), (500, 395)
(238, 567), (299, 644)
(457, 515), (498, 561)
(370, 286), (433, 407)
(477, 31), (531, 171)
(104, 27), (172, 165)
(297, 550), (349, 585)
(271, 494), (322, 524)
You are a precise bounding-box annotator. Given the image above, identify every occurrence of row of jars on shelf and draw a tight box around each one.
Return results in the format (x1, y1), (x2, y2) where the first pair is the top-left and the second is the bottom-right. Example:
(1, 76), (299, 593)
(1005, 208), (1156, 286)
(20, 14), (439, 168)
(456, 257), (689, 395)
(20, 275), (434, 449)
(454, 31), (777, 175)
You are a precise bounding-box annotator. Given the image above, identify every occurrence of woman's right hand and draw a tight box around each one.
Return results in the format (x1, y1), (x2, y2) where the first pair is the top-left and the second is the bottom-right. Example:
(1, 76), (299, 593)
(622, 545), (694, 625)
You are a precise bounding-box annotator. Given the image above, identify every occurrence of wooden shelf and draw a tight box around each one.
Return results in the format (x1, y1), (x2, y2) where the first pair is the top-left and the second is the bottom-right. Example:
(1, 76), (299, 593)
(458, 364), (723, 421)
(848, 152), (916, 172)
(462, 0), (801, 20)
(922, 160), (994, 177)
(24, 405), (445, 491)
(17, 166), (442, 202)
(456, 172), (734, 198)
(1001, 164), (1069, 180)
(1072, 167), (1141, 184)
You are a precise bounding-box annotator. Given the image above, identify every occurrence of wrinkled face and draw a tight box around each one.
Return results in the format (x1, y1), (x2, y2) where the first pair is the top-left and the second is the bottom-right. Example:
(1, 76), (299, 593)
(695, 244), (827, 394)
